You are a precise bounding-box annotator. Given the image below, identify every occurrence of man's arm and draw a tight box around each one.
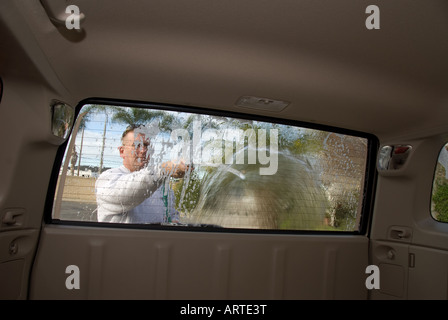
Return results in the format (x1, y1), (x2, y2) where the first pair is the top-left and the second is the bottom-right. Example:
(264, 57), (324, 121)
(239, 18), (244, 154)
(96, 167), (164, 215)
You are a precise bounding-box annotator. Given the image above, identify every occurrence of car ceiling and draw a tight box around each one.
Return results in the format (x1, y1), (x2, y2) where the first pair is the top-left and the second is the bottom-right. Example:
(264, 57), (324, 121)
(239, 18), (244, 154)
(1, 0), (448, 141)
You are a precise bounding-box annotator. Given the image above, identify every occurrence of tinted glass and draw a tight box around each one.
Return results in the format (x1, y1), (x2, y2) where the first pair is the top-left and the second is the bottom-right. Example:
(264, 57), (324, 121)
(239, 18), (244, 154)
(432, 143), (448, 223)
(52, 104), (370, 232)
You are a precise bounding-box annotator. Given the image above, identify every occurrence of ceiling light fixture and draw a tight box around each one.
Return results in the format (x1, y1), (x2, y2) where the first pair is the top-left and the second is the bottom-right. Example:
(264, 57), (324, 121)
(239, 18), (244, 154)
(236, 96), (289, 112)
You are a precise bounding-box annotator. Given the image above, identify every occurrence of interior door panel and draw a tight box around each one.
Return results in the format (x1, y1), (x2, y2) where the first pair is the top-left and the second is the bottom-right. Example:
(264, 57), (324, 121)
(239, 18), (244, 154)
(408, 245), (448, 299)
(0, 229), (39, 299)
(29, 225), (369, 299)
(369, 240), (409, 299)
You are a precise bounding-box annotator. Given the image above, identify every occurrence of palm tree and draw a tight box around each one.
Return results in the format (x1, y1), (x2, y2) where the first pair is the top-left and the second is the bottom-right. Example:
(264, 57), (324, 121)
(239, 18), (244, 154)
(76, 105), (179, 175)
(74, 107), (95, 176)
(77, 105), (111, 174)
(70, 145), (78, 176)
(67, 107), (90, 176)
(111, 107), (166, 128)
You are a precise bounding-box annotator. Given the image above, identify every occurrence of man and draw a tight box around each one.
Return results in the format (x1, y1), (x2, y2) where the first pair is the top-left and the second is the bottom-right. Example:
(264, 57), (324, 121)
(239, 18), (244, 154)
(95, 124), (188, 223)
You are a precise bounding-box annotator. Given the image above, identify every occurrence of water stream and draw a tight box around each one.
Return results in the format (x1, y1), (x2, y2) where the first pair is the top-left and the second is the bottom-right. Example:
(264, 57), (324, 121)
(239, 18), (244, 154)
(185, 150), (329, 230)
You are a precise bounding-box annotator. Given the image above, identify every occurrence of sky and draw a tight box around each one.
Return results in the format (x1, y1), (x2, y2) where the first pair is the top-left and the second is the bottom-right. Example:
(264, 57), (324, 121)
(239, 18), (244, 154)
(72, 112), (125, 169)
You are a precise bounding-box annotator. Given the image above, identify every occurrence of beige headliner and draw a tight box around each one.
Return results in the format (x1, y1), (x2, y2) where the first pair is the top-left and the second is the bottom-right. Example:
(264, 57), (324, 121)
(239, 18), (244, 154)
(1, 0), (448, 141)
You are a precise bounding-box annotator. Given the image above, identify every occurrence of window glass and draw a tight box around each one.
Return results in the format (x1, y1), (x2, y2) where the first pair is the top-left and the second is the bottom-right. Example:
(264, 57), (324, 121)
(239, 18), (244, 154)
(52, 103), (371, 232)
(431, 143), (448, 223)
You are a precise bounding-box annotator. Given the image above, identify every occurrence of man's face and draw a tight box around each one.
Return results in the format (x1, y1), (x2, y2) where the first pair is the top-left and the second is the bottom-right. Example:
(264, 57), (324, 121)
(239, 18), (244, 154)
(119, 130), (150, 172)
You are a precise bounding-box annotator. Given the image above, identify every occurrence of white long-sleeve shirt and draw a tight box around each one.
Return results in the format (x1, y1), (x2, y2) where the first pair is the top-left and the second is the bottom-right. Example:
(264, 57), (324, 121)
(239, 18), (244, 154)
(95, 165), (179, 223)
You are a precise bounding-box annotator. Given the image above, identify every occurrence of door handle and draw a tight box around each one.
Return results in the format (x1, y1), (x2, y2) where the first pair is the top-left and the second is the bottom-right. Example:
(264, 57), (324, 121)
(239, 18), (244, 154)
(1, 209), (24, 227)
(388, 226), (412, 240)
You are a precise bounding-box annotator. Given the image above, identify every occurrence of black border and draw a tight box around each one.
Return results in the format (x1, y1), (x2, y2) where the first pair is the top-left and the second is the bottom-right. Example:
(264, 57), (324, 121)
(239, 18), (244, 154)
(44, 97), (379, 236)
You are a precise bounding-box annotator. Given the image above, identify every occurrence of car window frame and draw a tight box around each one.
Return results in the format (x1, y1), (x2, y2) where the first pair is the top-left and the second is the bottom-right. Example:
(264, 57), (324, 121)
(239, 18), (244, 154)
(44, 97), (379, 236)
(430, 141), (448, 224)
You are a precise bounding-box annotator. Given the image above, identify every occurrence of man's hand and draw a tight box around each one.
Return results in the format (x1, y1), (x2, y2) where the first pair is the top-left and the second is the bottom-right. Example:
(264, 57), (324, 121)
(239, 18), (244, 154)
(161, 160), (192, 178)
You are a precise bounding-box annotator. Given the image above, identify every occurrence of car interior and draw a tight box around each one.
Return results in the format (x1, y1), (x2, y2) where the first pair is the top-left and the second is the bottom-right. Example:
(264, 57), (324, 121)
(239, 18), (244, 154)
(1, 0), (448, 300)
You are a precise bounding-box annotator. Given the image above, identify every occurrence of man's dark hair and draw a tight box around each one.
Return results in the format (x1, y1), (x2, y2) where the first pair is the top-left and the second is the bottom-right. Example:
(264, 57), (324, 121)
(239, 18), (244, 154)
(121, 124), (141, 142)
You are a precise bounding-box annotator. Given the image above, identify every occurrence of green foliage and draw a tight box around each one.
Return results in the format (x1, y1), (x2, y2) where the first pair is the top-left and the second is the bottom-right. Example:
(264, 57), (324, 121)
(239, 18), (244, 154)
(112, 107), (166, 128)
(286, 132), (324, 156)
(432, 183), (448, 223)
(328, 189), (360, 231)
(332, 200), (357, 230)
(172, 170), (202, 214)
(431, 162), (448, 223)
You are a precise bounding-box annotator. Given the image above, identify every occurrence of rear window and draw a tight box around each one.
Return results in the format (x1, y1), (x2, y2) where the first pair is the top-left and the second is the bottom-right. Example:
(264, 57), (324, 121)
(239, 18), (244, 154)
(431, 143), (448, 223)
(51, 101), (375, 233)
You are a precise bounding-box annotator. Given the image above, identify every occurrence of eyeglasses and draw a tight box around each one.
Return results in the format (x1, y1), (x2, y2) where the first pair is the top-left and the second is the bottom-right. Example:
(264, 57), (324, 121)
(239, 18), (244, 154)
(123, 141), (150, 150)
